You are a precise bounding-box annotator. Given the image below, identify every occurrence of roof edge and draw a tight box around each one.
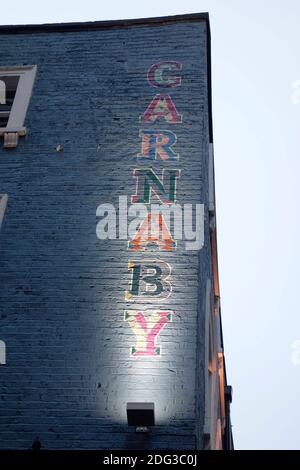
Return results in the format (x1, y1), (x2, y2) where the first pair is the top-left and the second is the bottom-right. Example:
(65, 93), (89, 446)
(0, 12), (209, 34)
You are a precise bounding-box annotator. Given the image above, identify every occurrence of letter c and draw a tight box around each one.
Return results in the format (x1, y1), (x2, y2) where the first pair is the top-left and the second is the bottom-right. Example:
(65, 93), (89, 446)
(147, 61), (182, 88)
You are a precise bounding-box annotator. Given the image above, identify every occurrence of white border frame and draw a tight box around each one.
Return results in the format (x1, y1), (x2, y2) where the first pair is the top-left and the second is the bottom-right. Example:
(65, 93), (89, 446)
(0, 193), (8, 229)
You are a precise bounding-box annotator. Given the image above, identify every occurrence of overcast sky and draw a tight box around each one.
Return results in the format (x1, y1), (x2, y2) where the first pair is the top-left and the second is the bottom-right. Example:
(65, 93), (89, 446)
(1, 0), (300, 450)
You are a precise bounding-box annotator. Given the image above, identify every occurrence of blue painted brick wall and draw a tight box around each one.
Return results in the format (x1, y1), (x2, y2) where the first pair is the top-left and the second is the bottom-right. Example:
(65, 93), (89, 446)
(0, 17), (212, 449)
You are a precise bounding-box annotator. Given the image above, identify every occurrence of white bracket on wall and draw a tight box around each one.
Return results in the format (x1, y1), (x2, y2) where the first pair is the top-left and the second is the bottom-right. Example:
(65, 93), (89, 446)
(3, 131), (21, 148)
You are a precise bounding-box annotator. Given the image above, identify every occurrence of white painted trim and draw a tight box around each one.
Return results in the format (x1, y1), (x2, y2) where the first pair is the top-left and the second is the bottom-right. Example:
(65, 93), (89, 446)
(0, 193), (8, 229)
(208, 143), (215, 213)
(0, 79), (5, 104)
(0, 127), (26, 137)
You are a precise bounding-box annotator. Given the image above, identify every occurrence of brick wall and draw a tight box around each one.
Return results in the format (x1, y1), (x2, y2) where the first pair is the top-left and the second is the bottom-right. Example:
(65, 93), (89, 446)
(0, 17), (212, 449)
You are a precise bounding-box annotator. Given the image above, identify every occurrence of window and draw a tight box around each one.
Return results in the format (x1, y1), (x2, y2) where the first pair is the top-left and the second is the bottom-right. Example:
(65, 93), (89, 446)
(0, 65), (37, 148)
(0, 75), (20, 127)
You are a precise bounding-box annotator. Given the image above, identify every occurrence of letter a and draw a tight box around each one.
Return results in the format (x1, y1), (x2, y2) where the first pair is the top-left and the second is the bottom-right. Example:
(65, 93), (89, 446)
(128, 212), (176, 251)
(141, 94), (182, 123)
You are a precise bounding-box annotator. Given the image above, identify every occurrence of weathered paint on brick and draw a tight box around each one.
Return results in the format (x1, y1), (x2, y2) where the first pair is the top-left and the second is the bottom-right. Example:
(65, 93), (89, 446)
(0, 17), (212, 450)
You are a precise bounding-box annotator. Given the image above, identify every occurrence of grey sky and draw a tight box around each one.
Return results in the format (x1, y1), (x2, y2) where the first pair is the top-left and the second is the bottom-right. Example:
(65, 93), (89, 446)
(1, 0), (299, 450)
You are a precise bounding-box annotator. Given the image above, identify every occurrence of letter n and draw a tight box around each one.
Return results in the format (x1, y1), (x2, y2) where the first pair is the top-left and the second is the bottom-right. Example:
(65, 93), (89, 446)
(131, 168), (181, 204)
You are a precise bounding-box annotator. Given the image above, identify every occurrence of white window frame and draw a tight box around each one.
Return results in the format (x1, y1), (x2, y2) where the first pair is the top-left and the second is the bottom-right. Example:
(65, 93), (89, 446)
(0, 65), (37, 148)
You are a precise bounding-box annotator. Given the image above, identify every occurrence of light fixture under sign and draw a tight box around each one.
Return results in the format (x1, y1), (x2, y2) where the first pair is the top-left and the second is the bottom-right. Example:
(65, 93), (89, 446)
(126, 402), (155, 433)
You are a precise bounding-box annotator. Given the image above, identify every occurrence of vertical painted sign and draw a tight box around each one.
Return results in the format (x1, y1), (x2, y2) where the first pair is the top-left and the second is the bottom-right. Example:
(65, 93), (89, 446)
(125, 61), (183, 358)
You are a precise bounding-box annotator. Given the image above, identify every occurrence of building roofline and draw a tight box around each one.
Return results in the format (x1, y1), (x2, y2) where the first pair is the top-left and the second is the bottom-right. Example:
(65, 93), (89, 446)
(0, 12), (213, 142)
(0, 12), (209, 34)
